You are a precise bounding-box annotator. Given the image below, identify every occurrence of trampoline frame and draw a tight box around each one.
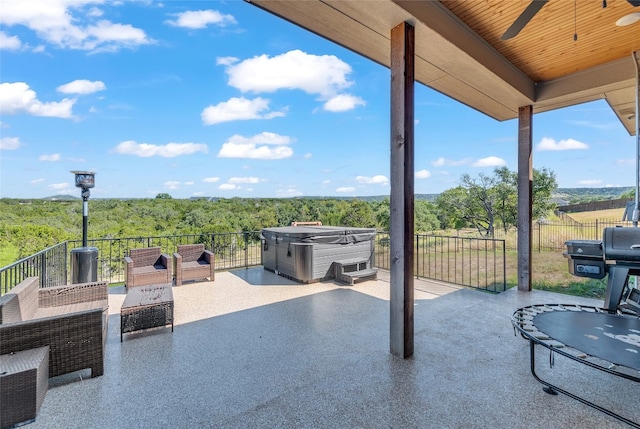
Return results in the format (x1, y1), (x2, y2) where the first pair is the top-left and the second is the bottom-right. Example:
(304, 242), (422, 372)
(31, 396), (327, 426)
(512, 304), (640, 428)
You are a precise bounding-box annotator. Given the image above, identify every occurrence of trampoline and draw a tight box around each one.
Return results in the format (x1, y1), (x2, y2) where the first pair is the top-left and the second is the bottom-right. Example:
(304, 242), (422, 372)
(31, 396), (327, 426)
(512, 304), (640, 428)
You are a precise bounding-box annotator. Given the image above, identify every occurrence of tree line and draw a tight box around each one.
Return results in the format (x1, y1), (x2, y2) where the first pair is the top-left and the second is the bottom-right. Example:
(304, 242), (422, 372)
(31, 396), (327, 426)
(0, 167), (558, 266)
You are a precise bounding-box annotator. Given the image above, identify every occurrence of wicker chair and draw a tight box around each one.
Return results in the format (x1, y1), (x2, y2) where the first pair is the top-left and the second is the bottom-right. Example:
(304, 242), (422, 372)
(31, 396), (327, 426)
(0, 276), (108, 378)
(125, 247), (171, 288)
(173, 244), (215, 286)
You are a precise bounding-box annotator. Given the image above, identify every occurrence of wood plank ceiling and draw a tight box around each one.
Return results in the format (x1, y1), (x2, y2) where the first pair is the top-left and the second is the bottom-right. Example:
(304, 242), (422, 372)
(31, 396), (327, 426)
(440, 0), (640, 83)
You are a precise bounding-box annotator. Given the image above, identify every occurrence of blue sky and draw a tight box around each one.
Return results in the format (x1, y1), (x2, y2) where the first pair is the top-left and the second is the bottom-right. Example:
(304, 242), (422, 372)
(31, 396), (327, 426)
(0, 0), (636, 199)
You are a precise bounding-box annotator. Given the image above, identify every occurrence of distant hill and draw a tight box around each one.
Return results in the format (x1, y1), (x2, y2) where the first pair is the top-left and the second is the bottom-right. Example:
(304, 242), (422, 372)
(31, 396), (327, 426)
(42, 195), (79, 201)
(554, 187), (633, 204)
(9, 189), (631, 204)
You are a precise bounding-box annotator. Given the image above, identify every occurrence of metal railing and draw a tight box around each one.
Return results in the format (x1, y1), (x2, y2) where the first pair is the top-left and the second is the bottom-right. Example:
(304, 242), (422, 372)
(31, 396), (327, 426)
(374, 232), (506, 292)
(0, 232), (262, 294)
(452, 219), (635, 252)
(0, 242), (69, 294)
(66, 231), (263, 286)
(1, 231), (506, 294)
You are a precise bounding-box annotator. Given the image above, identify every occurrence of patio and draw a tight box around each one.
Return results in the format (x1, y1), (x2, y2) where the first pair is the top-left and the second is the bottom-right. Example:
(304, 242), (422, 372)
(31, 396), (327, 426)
(27, 268), (636, 428)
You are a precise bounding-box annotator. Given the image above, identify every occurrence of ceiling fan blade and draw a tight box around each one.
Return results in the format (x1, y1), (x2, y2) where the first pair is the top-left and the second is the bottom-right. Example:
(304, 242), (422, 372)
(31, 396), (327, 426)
(500, 0), (549, 41)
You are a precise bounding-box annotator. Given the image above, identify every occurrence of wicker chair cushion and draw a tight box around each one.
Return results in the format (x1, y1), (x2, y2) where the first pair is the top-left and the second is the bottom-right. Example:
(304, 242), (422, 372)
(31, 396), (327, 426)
(0, 294), (21, 324)
(133, 265), (168, 275)
(0, 277), (39, 323)
(182, 261), (208, 270)
(128, 247), (162, 268)
(34, 300), (108, 319)
(176, 244), (206, 263)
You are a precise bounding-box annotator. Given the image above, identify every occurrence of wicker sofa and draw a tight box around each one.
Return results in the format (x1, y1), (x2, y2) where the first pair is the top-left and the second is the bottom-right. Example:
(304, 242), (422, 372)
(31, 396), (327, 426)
(125, 247), (171, 288)
(0, 277), (108, 378)
(173, 244), (215, 286)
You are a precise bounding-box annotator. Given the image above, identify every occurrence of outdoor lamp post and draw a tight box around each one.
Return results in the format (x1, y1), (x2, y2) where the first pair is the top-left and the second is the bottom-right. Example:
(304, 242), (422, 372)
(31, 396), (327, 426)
(72, 171), (95, 247)
(70, 171), (98, 283)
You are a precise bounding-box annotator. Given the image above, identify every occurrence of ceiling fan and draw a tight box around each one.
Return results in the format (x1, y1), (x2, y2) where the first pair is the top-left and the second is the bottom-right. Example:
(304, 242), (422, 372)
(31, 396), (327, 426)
(500, 0), (640, 41)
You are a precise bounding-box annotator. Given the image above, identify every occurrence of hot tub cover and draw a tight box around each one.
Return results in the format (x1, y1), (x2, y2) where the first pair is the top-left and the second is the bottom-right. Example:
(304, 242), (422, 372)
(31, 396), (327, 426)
(261, 226), (376, 245)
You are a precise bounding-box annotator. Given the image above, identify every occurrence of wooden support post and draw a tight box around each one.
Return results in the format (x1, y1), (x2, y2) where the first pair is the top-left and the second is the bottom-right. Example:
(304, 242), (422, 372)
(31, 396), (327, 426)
(517, 105), (533, 292)
(390, 21), (415, 358)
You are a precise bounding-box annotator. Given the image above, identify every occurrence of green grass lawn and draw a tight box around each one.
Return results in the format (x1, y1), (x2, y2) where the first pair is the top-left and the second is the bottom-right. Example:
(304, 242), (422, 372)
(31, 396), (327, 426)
(506, 250), (607, 299)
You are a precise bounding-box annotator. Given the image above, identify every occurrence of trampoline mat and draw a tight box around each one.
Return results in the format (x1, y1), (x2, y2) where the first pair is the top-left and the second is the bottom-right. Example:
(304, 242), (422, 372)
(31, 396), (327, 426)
(533, 311), (640, 371)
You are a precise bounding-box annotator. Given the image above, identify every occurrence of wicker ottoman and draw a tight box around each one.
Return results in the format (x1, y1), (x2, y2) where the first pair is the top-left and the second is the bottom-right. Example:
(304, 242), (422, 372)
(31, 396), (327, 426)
(0, 346), (49, 429)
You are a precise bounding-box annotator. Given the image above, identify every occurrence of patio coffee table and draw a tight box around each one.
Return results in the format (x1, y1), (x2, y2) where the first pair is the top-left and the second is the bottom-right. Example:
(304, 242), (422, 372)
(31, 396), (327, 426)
(121, 284), (174, 342)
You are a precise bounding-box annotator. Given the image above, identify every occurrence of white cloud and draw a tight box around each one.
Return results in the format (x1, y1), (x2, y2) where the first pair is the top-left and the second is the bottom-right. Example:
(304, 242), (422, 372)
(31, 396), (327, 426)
(203, 177), (220, 183)
(536, 137), (588, 151)
(228, 177), (262, 184)
(219, 183), (239, 190)
(57, 79), (106, 94)
(184, 181), (195, 186)
(0, 31), (21, 50)
(114, 140), (208, 158)
(577, 179), (603, 186)
(39, 153), (61, 161)
(616, 158), (634, 165)
(323, 94), (365, 112)
(0, 136), (21, 150)
(221, 49), (353, 98)
(164, 181), (180, 190)
(201, 97), (286, 125)
(165, 10), (236, 29)
(0, 0), (152, 52)
(216, 56), (238, 66)
(416, 169), (431, 179)
(336, 187), (356, 193)
(217, 132), (294, 160)
(0, 82), (76, 118)
(322, 179), (331, 185)
(472, 156), (506, 167)
(356, 175), (388, 185)
(276, 187), (303, 197)
(31, 178), (44, 184)
(48, 182), (70, 190)
(304, 153), (312, 159)
(431, 157), (471, 167)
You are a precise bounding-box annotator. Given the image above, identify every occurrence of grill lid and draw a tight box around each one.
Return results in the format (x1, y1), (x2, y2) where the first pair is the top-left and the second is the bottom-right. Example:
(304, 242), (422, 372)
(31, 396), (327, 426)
(603, 227), (640, 262)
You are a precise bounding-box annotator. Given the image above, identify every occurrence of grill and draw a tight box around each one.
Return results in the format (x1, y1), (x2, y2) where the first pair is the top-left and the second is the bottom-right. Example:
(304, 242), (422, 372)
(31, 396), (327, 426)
(565, 227), (640, 312)
(563, 239), (604, 279)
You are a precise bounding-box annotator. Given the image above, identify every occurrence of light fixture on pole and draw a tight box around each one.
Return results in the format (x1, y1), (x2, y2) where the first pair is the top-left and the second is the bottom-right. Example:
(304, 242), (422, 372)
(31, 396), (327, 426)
(70, 171), (98, 283)
(72, 171), (95, 247)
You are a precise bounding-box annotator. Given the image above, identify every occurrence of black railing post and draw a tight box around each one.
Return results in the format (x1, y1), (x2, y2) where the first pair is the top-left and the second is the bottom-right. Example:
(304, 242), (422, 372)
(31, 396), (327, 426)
(244, 232), (249, 268)
(63, 241), (68, 285)
(415, 235), (420, 279)
(40, 251), (46, 287)
(502, 240), (507, 291)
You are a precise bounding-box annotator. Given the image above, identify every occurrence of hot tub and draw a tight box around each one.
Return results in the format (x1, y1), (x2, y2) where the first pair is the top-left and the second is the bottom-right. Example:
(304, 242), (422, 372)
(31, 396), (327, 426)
(261, 226), (376, 283)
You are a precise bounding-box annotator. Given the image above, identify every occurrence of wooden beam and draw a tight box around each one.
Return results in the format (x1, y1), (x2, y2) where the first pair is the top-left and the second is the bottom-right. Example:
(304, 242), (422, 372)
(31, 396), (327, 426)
(389, 21), (415, 358)
(517, 105), (533, 292)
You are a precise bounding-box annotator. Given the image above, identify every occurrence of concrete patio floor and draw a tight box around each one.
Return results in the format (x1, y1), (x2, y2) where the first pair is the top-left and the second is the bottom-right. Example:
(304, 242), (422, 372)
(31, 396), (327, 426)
(29, 268), (637, 428)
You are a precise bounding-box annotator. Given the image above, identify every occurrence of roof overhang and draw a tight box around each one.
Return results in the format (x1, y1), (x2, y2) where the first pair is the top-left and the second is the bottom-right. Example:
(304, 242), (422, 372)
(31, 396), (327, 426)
(247, 0), (639, 136)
